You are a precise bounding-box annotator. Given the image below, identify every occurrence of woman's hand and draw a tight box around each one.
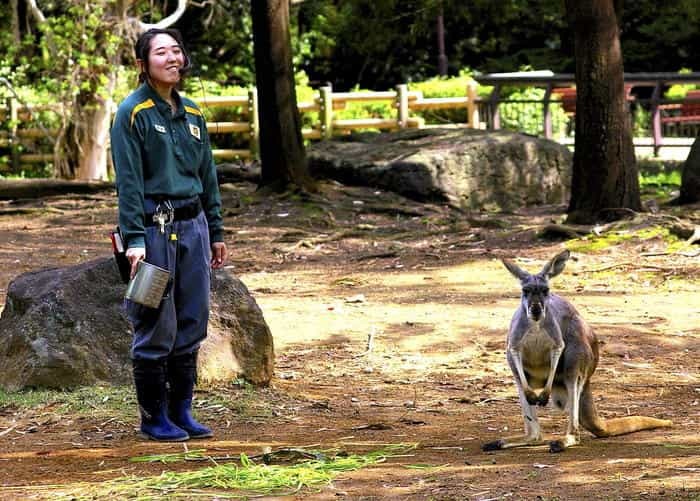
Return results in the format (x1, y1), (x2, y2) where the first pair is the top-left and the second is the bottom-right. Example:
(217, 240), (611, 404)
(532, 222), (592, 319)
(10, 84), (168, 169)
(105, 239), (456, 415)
(211, 242), (227, 269)
(126, 247), (146, 279)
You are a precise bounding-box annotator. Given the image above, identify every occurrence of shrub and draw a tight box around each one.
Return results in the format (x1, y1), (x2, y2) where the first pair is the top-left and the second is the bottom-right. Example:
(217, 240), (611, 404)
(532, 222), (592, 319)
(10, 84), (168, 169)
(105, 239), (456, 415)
(497, 86), (570, 137)
(408, 70), (481, 125)
(664, 68), (698, 99)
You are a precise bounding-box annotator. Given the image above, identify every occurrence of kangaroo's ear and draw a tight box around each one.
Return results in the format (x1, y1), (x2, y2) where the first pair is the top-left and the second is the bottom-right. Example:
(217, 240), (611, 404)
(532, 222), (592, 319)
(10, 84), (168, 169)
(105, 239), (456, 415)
(541, 250), (571, 278)
(502, 258), (530, 282)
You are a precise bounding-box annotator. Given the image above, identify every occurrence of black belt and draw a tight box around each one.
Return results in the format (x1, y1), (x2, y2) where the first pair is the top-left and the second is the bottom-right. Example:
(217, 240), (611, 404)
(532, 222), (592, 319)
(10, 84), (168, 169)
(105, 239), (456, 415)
(145, 199), (202, 227)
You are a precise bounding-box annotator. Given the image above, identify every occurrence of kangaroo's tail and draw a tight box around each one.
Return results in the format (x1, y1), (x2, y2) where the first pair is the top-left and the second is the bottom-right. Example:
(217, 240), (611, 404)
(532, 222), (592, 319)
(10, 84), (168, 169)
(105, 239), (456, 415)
(579, 382), (672, 438)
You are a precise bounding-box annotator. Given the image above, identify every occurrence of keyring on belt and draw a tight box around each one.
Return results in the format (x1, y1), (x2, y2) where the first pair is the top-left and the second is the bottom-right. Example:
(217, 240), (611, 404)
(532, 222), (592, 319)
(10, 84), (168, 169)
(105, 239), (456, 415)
(153, 200), (175, 234)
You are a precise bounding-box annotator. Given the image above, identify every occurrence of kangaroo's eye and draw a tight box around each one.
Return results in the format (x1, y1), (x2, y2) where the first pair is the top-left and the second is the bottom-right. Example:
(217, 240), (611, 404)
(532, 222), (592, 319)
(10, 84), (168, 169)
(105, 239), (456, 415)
(543, 287), (550, 295)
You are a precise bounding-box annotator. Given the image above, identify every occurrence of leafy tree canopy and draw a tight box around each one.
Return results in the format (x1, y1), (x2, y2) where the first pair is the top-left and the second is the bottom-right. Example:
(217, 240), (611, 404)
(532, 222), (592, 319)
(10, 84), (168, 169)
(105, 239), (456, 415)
(1, 0), (699, 95)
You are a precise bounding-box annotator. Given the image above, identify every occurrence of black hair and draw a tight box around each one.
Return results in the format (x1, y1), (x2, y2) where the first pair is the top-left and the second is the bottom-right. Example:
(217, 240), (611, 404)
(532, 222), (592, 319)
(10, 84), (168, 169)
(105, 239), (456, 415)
(135, 28), (192, 84)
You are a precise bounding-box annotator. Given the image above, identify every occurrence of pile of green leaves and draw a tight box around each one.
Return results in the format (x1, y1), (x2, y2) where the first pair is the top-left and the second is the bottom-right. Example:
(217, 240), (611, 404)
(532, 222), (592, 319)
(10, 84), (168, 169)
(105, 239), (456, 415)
(46, 444), (417, 500)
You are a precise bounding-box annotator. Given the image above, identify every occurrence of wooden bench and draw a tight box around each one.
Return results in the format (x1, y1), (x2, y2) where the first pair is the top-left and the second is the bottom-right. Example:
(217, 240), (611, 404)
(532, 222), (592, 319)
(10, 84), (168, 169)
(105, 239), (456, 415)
(552, 85), (634, 116)
(660, 89), (700, 124)
(552, 87), (577, 115)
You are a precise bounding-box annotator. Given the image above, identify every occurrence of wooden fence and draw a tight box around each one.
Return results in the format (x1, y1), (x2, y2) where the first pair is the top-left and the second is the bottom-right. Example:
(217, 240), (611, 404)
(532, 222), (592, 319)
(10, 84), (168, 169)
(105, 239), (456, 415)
(193, 83), (480, 160)
(0, 83), (480, 170)
(0, 101), (61, 169)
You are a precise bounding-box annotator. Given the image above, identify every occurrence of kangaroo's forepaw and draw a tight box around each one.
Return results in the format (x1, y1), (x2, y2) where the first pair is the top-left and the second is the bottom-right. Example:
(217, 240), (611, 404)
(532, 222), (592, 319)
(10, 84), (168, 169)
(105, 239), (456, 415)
(549, 440), (565, 453)
(524, 390), (539, 406)
(536, 391), (550, 407)
(481, 440), (504, 452)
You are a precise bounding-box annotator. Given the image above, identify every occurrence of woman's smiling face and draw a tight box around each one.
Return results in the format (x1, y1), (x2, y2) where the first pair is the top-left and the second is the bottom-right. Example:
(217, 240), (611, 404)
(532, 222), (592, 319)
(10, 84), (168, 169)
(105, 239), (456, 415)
(142, 33), (184, 88)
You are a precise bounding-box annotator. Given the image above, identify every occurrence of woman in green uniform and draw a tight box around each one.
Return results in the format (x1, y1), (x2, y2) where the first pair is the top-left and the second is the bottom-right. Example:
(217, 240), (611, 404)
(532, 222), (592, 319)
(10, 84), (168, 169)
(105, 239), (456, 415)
(111, 28), (227, 441)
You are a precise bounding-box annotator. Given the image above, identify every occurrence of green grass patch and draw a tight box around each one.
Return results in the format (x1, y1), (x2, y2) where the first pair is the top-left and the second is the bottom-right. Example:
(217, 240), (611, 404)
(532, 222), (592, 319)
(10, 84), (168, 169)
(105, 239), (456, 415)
(130, 448), (212, 464)
(663, 443), (700, 449)
(566, 226), (685, 254)
(225, 381), (273, 420)
(47, 443), (417, 500)
(0, 385), (134, 417)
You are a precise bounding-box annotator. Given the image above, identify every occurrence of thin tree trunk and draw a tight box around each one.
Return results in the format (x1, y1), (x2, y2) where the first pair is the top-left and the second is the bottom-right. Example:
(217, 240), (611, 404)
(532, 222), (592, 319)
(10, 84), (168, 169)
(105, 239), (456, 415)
(564, 0), (642, 224)
(251, 0), (314, 192)
(436, 7), (447, 76)
(10, 0), (21, 43)
(677, 136), (700, 204)
(75, 73), (117, 181)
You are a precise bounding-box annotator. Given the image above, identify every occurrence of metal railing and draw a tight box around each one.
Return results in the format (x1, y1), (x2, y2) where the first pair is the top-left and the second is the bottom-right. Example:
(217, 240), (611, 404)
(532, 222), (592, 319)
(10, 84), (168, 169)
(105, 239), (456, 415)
(474, 72), (700, 155)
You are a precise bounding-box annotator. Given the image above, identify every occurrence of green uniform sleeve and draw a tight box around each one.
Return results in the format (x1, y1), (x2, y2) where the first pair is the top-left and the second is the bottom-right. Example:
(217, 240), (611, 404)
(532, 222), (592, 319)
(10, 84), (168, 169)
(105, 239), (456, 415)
(198, 121), (224, 243)
(111, 105), (146, 249)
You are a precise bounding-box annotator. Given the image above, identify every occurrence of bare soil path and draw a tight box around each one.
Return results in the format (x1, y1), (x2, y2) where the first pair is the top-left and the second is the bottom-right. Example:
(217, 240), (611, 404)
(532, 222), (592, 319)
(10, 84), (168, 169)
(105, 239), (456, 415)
(0, 180), (699, 500)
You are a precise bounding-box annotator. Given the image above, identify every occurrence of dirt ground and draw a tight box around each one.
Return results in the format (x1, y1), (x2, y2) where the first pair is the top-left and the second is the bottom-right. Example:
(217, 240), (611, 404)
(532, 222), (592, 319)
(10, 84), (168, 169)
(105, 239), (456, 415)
(1, 179), (700, 500)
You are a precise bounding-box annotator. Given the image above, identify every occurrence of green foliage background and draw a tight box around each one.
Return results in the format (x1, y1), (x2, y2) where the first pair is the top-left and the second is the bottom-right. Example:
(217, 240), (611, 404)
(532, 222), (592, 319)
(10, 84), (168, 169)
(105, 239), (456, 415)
(1, 0), (699, 177)
(3, 0), (699, 94)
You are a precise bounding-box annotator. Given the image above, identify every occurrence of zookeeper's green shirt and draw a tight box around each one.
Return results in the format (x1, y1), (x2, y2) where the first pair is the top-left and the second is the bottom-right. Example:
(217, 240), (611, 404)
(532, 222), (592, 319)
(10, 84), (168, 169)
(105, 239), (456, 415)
(111, 82), (224, 249)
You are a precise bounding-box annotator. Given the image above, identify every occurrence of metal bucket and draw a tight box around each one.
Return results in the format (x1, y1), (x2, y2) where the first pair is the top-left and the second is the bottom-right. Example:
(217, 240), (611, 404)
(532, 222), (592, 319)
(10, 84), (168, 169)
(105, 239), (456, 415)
(125, 261), (170, 309)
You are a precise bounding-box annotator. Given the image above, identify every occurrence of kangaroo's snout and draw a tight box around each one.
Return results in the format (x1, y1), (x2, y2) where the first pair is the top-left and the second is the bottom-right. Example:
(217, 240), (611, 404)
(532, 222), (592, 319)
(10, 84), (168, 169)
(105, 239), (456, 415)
(520, 281), (549, 323)
(529, 302), (544, 321)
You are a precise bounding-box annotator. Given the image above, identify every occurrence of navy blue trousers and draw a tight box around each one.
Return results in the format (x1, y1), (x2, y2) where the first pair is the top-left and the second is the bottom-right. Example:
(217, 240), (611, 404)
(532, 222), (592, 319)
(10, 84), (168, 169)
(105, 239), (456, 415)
(127, 196), (211, 360)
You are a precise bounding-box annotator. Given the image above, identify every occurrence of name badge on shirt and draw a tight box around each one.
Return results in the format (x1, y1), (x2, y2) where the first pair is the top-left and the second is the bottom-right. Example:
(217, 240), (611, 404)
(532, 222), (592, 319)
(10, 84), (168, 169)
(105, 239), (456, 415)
(188, 123), (201, 140)
(154, 124), (166, 133)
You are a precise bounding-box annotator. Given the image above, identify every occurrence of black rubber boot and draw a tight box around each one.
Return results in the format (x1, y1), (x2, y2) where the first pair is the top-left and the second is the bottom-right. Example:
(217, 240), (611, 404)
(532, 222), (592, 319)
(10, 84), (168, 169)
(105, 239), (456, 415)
(167, 351), (213, 439)
(133, 358), (189, 442)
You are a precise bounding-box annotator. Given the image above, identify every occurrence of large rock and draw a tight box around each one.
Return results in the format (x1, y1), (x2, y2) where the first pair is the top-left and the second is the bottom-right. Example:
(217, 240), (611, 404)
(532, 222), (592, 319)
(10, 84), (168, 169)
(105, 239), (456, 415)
(308, 128), (572, 211)
(0, 257), (274, 390)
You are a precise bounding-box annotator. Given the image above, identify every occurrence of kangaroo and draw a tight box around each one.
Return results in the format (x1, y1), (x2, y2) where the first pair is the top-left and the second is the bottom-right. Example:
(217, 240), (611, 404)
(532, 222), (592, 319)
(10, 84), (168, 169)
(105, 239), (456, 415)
(482, 250), (672, 453)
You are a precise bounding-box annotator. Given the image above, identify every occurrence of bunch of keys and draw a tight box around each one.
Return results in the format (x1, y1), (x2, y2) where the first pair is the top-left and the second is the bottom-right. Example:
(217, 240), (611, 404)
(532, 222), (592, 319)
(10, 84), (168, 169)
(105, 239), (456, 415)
(152, 201), (174, 234)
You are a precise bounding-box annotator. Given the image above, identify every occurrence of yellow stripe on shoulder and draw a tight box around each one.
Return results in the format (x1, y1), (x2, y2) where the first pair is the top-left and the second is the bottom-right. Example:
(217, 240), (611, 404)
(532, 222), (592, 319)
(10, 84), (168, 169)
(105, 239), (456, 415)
(129, 99), (155, 127)
(184, 105), (203, 117)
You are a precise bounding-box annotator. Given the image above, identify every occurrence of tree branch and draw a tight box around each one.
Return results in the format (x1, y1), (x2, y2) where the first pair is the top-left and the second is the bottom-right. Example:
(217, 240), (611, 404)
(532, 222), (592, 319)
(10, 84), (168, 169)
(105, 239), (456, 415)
(138, 0), (188, 30)
(25, 0), (46, 23)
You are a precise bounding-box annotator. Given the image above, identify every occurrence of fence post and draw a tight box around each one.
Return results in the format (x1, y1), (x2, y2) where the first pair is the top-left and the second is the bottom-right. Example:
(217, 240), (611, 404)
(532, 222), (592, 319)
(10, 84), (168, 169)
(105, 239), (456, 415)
(466, 80), (479, 129)
(8, 98), (20, 172)
(650, 80), (662, 157)
(396, 84), (408, 129)
(319, 85), (333, 139)
(247, 88), (259, 159)
(543, 82), (553, 139)
(489, 84), (501, 130)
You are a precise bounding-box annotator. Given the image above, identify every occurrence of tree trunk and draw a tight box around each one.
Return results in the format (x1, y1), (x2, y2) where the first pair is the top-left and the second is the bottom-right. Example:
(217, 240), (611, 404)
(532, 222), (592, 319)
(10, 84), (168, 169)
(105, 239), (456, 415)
(54, 86), (113, 181)
(251, 0), (314, 192)
(677, 136), (700, 204)
(564, 0), (642, 224)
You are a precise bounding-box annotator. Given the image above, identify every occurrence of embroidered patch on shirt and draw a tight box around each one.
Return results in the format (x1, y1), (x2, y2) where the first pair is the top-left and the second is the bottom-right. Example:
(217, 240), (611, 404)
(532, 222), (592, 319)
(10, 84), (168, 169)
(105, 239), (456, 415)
(188, 123), (201, 140)
(154, 124), (166, 133)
